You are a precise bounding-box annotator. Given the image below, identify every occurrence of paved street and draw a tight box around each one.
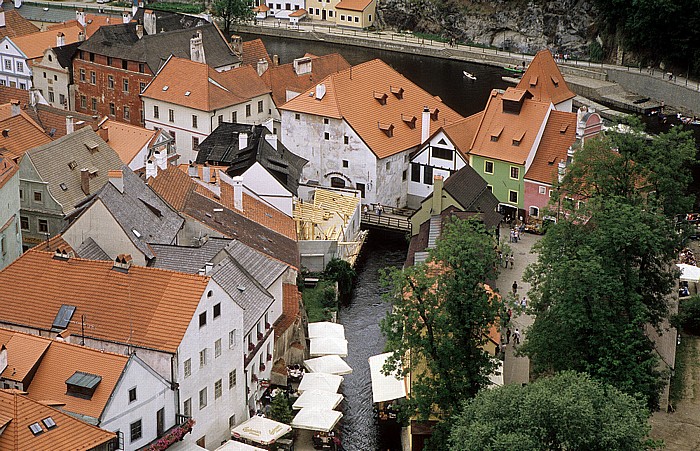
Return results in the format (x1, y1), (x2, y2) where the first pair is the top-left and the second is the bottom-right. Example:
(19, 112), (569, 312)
(493, 225), (541, 386)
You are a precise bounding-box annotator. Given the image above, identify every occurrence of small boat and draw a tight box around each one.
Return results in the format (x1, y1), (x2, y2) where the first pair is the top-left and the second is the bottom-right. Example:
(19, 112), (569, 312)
(463, 71), (477, 81)
(503, 66), (525, 74)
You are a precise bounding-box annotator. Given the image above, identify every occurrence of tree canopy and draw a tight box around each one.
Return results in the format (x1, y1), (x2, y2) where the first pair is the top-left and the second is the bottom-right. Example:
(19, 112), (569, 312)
(448, 371), (658, 451)
(380, 217), (502, 449)
(213, 0), (253, 34)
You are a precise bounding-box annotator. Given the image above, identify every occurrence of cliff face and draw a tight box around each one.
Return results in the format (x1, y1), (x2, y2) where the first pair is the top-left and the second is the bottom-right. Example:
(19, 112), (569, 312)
(378, 0), (599, 56)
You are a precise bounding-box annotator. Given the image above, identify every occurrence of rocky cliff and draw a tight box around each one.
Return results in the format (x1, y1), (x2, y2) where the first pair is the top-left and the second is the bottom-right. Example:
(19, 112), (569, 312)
(377, 0), (599, 56)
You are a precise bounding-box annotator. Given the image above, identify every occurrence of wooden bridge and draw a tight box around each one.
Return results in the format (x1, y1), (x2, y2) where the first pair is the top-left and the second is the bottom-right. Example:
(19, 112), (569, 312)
(361, 205), (414, 233)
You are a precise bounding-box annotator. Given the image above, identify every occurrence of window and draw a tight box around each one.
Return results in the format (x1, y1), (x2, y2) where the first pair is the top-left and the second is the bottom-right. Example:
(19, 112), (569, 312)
(79, 68), (85, 82)
(538, 186), (546, 195)
(170, 131), (176, 145)
(48, 91), (54, 103)
(124, 106), (130, 120)
(295, 113), (300, 120)
(33, 191), (42, 202)
(356, 183), (365, 198)
(138, 63), (145, 73)
(510, 166), (520, 180)
(109, 103), (115, 116)
(168, 109), (174, 122)
(122, 59), (128, 70)
(16, 61), (23, 72)
(128, 387), (137, 403)
(80, 95), (86, 109)
(245, 104), (251, 117)
(218, 114), (223, 124)
(4, 60), (10, 70)
(90, 71), (96, 84)
(509, 190), (518, 204)
(130, 420), (142, 442)
(431, 146), (453, 160)
(19, 189), (22, 200)
(192, 115), (198, 128)
(340, 14), (345, 20)
(323, 118), (329, 125)
(140, 82), (146, 93)
(342, 160), (348, 168)
(484, 160), (494, 174)
(1, 236), (5, 256)
(184, 358), (191, 378)
(215, 339), (221, 358)
(107, 56), (113, 66)
(107, 75), (114, 89)
(529, 206), (539, 217)
(355, 16), (359, 22)
(324, 132), (329, 140)
(402, 170), (407, 181)
(59, 94), (65, 105)
(29, 422), (43, 436)
(199, 311), (206, 328)
(369, 13), (372, 21)
(192, 136), (199, 149)
(411, 163), (421, 182)
(91, 97), (97, 111)
(153, 105), (159, 119)
(229, 415), (236, 428)
(89, 53), (94, 62)
(549, 190), (553, 198)
(229, 369), (237, 389)
(232, 111), (237, 122)
(199, 387), (207, 409)
(229, 330), (236, 348)
(20, 216), (29, 231)
(42, 417), (56, 430)
(423, 166), (433, 185)
(344, 135), (349, 145)
(183, 398), (192, 417)
(19, 83), (25, 90)
(123, 78), (129, 93)
(487, 185), (493, 192)
(215, 379), (222, 399)
(257, 100), (263, 113)
(199, 349), (207, 368)
(213, 303), (221, 318)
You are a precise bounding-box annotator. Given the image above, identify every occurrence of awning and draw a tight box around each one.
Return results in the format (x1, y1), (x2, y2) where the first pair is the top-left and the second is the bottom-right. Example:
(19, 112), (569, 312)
(215, 441), (266, 451)
(292, 389), (343, 410)
(677, 263), (700, 282)
(309, 337), (348, 357)
(308, 322), (346, 340)
(291, 408), (343, 432)
(304, 355), (353, 375)
(368, 353), (406, 403)
(298, 372), (343, 393)
(230, 416), (292, 445)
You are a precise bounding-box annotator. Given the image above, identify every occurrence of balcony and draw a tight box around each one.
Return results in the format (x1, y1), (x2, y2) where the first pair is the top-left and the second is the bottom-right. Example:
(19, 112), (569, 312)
(137, 415), (194, 451)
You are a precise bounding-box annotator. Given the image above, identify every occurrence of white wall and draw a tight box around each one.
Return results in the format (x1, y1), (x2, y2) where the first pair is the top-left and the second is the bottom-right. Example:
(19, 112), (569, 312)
(375, 150), (409, 208)
(32, 49), (70, 109)
(0, 169), (21, 269)
(0, 38), (31, 89)
(239, 162), (293, 216)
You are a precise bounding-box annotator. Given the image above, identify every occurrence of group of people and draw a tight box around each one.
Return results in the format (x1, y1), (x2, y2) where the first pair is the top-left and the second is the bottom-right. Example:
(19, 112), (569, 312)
(505, 327), (521, 345)
(680, 247), (697, 266)
(498, 250), (515, 269)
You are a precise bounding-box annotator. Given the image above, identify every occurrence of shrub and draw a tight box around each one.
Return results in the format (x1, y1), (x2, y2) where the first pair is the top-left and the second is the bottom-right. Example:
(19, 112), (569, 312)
(674, 295), (700, 335)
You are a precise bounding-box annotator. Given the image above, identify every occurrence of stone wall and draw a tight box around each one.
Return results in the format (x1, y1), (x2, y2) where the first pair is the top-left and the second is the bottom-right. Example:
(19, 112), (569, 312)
(606, 68), (700, 115)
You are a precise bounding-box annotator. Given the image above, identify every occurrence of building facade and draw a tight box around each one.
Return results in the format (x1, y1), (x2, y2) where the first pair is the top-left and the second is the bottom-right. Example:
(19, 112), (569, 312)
(0, 156), (21, 268)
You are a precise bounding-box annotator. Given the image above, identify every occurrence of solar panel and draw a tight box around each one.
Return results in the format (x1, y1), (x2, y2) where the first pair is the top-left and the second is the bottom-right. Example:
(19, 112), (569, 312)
(51, 305), (76, 330)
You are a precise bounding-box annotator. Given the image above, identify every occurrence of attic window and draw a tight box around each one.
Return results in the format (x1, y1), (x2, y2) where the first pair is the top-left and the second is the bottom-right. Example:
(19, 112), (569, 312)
(390, 86), (404, 99)
(529, 76), (538, 87)
(430, 108), (439, 121)
(512, 130), (526, 146)
(373, 92), (388, 105)
(52, 304), (76, 330)
(84, 141), (99, 153)
(490, 126), (504, 142)
(551, 75), (559, 87)
(185, 91), (191, 96)
(66, 371), (102, 400)
(401, 114), (416, 129)
(59, 183), (67, 191)
(68, 160), (78, 170)
(29, 423), (43, 436)
(42, 417), (57, 430)
(162, 85), (169, 91)
(560, 123), (569, 133)
(378, 122), (394, 137)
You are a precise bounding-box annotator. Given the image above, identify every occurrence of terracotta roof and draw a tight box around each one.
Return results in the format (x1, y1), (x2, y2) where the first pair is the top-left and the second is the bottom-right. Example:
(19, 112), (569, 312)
(525, 110), (576, 184)
(31, 233), (75, 255)
(468, 88), (551, 164)
(0, 330), (50, 383)
(516, 49), (575, 105)
(253, 3), (270, 12)
(241, 38), (271, 67)
(0, 250), (211, 353)
(335, 0), (374, 11)
(289, 8), (307, 17)
(100, 119), (156, 165)
(260, 53), (350, 107)
(0, 390), (116, 451)
(0, 111), (52, 160)
(0, 10), (40, 39)
(0, 86), (28, 106)
(12, 22), (84, 61)
(440, 111), (483, 159)
(274, 283), (301, 338)
(0, 155), (18, 190)
(48, 14), (113, 38)
(24, 104), (97, 139)
(280, 59), (463, 159)
(141, 57), (270, 111)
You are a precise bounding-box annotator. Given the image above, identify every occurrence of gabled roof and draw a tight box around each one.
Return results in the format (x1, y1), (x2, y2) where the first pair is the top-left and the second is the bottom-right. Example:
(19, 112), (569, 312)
(0, 250), (210, 353)
(142, 57), (270, 111)
(25, 104), (97, 139)
(150, 237), (233, 274)
(47, 41), (82, 70)
(525, 110), (576, 184)
(0, 329), (51, 383)
(76, 237), (110, 261)
(440, 111), (483, 159)
(196, 122), (307, 195)
(0, 155), (18, 190)
(131, 7), (210, 32)
(47, 14), (111, 39)
(12, 22), (84, 61)
(0, 111), (52, 160)
(241, 38), (272, 68)
(24, 127), (123, 216)
(516, 50), (575, 105)
(0, 85), (28, 106)
(468, 88), (551, 164)
(335, 0), (374, 11)
(100, 119), (159, 165)
(148, 167), (300, 268)
(280, 59), (463, 159)
(0, 9), (40, 40)
(220, 239), (287, 288)
(260, 53), (350, 107)
(0, 390), (116, 451)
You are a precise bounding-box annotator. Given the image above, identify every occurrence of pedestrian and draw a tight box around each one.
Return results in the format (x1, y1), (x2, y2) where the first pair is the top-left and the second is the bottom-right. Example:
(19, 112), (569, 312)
(377, 203), (383, 217)
(507, 308), (512, 322)
(504, 255), (508, 269)
(509, 254), (515, 269)
(512, 280), (518, 294)
(506, 328), (511, 344)
(513, 328), (521, 344)
(521, 296), (527, 308)
(514, 228), (519, 242)
(509, 229), (514, 243)
(498, 250), (503, 266)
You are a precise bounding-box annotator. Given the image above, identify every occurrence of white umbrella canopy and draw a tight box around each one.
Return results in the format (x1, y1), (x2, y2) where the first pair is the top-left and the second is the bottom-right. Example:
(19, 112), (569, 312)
(304, 355), (353, 375)
(292, 389), (344, 410)
(291, 407), (343, 432)
(677, 263), (700, 282)
(309, 337), (348, 357)
(298, 372), (343, 393)
(230, 416), (292, 445)
(215, 441), (266, 451)
(308, 322), (346, 340)
(368, 353), (407, 403)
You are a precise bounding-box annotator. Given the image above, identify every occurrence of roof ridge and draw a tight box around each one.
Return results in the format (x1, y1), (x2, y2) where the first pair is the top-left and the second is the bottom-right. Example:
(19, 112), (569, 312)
(469, 90), (498, 152)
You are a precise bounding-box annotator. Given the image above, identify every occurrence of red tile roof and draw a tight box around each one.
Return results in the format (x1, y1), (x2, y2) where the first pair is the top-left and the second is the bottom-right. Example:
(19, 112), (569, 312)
(517, 49), (575, 105)
(440, 111), (483, 160)
(100, 119), (157, 165)
(335, 0), (374, 11)
(525, 110), (576, 184)
(280, 59), (464, 159)
(0, 330), (50, 383)
(242, 38), (272, 67)
(12, 22), (84, 61)
(0, 111), (53, 160)
(0, 10), (40, 39)
(0, 154), (18, 190)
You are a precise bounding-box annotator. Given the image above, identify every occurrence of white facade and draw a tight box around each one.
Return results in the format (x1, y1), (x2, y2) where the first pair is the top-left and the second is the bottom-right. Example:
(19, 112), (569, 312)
(0, 166), (21, 270)
(265, 0), (305, 16)
(554, 98), (573, 113)
(220, 164), (293, 217)
(0, 37), (31, 89)
(32, 47), (71, 110)
(143, 94), (276, 165)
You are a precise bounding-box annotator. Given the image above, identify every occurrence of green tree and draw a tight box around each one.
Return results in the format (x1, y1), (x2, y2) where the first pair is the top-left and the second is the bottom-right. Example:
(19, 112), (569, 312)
(448, 371), (659, 451)
(268, 394), (293, 425)
(213, 0), (253, 35)
(380, 218), (502, 450)
(322, 258), (357, 300)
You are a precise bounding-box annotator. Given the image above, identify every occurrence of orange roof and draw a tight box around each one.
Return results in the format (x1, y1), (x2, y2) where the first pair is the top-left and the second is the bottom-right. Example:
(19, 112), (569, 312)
(100, 119), (157, 165)
(242, 38), (272, 67)
(0, 330), (50, 383)
(31, 233), (75, 255)
(525, 110), (576, 184)
(142, 57), (271, 112)
(0, 155), (18, 190)
(0, 10), (40, 39)
(335, 0), (374, 11)
(440, 111), (483, 159)
(0, 390), (116, 451)
(517, 50), (575, 105)
(281, 59), (463, 159)
(0, 111), (52, 160)
(12, 22), (84, 61)
(253, 3), (270, 12)
(468, 88), (551, 164)
(46, 14), (109, 38)
(0, 250), (211, 354)
(289, 8), (307, 17)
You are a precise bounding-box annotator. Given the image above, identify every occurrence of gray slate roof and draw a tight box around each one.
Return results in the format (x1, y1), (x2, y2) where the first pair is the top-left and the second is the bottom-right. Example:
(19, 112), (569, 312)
(219, 240), (287, 289)
(76, 237), (110, 261)
(26, 127), (124, 216)
(79, 22), (240, 73)
(149, 237), (232, 274)
(131, 8), (209, 32)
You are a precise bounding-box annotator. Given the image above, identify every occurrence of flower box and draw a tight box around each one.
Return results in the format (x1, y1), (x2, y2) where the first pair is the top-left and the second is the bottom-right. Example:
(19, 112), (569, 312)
(259, 363), (266, 372)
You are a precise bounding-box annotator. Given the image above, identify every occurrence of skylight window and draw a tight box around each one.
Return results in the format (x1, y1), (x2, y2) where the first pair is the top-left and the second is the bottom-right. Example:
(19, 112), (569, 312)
(185, 91), (191, 96)
(42, 417), (57, 430)
(29, 423), (43, 436)
(59, 183), (67, 191)
(162, 85), (169, 91)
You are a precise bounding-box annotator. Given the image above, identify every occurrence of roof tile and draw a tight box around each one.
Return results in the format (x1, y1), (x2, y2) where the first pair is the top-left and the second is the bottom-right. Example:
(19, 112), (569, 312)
(516, 50), (575, 105)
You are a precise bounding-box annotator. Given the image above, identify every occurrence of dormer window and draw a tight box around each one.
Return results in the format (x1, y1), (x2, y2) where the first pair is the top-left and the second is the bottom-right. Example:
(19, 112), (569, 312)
(490, 126), (504, 142)
(390, 86), (404, 99)
(512, 130), (525, 146)
(551, 75), (559, 87)
(529, 76), (538, 87)
(373, 92), (388, 105)
(66, 371), (102, 400)
(560, 123), (569, 133)
(378, 122), (394, 137)
(401, 114), (417, 129)
(430, 108), (439, 121)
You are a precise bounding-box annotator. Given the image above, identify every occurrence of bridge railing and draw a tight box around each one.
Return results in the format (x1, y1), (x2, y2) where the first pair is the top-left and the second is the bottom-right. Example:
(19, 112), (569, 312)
(361, 211), (411, 232)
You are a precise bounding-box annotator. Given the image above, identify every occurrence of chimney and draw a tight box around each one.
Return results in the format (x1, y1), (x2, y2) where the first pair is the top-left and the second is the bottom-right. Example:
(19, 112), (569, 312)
(202, 165), (211, 183)
(293, 57), (312, 75)
(0, 345), (6, 376)
(0, 8), (5, 28)
(232, 176), (243, 211)
(66, 115), (74, 134)
(432, 175), (443, 213)
(80, 168), (90, 195)
(108, 169), (124, 193)
(238, 131), (248, 149)
(272, 54), (279, 66)
(154, 149), (167, 170)
(421, 106), (430, 144)
(112, 254), (133, 272)
(13, 0), (21, 9)
(257, 58), (268, 76)
(56, 32), (65, 47)
(78, 30), (85, 42)
(97, 126), (109, 142)
(264, 133), (278, 150)
(135, 24), (143, 39)
(122, 11), (132, 23)
(230, 35), (242, 56)
(143, 10), (156, 35)
(75, 9), (85, 26)
(190, 30), (206, 64)
(10, 100), (20, 117)
(146, 159), (157, 179)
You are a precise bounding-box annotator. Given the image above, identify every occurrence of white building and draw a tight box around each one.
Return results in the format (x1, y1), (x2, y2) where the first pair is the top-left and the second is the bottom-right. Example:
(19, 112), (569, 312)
(31, 40), (81, 110)
(0, 36), (31, 89)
